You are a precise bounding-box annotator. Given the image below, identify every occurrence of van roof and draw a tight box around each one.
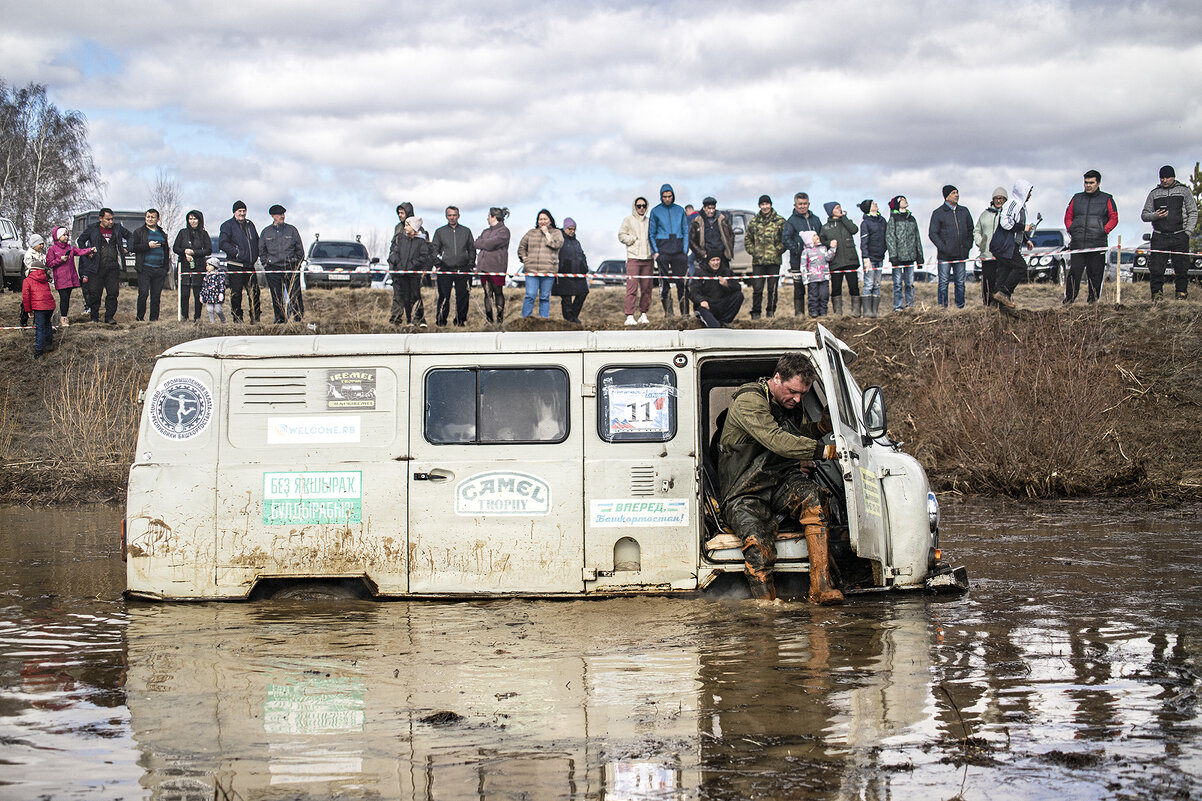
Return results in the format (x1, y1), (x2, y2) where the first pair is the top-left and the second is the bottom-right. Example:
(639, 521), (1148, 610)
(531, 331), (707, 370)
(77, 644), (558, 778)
(161, 329), (855, 362)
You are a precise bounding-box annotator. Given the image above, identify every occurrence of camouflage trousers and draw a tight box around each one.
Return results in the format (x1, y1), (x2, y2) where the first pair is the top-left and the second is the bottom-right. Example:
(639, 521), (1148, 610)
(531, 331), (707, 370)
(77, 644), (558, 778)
(724, 467), (826, 600)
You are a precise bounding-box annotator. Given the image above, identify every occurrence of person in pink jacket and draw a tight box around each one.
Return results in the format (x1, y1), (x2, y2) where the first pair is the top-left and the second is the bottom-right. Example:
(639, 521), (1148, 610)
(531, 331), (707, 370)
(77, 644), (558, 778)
(44, 226), (93, 327)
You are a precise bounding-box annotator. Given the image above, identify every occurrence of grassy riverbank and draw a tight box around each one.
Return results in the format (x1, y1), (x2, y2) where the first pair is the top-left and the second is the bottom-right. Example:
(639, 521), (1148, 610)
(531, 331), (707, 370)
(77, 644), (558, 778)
(1, 279), (1198, 504)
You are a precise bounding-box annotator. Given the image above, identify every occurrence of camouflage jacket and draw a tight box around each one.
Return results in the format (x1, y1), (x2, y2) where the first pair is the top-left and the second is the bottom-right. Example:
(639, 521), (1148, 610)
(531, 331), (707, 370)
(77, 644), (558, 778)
(745, 210), (787, 265)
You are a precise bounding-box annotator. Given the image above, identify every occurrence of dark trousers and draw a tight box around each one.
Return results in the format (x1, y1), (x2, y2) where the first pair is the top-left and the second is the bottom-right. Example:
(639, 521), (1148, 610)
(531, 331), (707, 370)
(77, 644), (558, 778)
(559, 293), (587, 323)
(790, 266), (806, 313)
(1066, 251), (1105, 303)
(807, 281), (830, 317)
(265, 268), (303, 323)
(996, 252), (1027, 297)
(227, 265), (261, 322)
(829, 267), (860, 297)
(58, 288), (74, 319)
(179, 281), (203, 319)
(436, 273), (470, 326)
(979, 258), (999, 306)
(136, 270), (167, 321)
(390, 275), (425, 324)
(87, 267), (121, 322)
(481, 281), (505, 322)
(696, 292), (743, 328)
(749, 262), (781, 316)
(1149, 232), (1190, 296)
(655, 247), (689, 311)
(33, 310), (53, 353)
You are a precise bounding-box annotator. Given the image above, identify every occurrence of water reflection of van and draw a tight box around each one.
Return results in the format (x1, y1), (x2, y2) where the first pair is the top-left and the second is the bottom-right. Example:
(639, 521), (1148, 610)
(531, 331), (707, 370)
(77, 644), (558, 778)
(125, 327), (967, 600)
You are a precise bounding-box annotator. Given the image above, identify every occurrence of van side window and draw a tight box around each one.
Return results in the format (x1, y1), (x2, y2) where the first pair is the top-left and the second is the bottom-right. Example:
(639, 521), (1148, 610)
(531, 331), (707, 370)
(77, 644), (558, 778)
(425, 368), (569, 445)
(598, 366), (677, 443)
(825, 348), (858, 430)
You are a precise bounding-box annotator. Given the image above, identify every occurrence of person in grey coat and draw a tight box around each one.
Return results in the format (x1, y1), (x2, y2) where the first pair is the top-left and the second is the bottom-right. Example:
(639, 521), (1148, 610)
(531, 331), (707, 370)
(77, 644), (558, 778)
(259, 204), (305, 323)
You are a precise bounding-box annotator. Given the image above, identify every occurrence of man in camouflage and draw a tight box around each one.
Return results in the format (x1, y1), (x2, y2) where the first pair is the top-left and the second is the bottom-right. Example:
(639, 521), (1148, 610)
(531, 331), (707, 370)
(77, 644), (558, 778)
(744, 194), (788, 318)
(718, 353), (843, 604)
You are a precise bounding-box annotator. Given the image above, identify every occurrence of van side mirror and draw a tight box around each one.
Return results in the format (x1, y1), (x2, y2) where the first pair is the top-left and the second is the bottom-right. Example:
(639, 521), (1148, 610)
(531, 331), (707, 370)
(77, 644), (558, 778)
(862, 386), (887, 441)
(370, 257), (380, 265)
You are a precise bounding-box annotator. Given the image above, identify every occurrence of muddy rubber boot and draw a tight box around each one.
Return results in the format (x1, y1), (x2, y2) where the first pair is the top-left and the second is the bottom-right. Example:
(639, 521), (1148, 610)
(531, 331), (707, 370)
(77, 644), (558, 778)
(831, 296), (843, 316)
(804, 523), (844, 605)
(742, 534), (777, 601)
(662, 295), (674, 317)
(872, 296), (882, 317)
(863, 296), (876, 318)
(851, 296), (862, 318)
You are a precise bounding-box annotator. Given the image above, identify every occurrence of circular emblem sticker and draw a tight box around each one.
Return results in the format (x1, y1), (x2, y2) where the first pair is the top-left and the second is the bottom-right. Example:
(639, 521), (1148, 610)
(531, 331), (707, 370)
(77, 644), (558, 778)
(150, 376), (213, 441)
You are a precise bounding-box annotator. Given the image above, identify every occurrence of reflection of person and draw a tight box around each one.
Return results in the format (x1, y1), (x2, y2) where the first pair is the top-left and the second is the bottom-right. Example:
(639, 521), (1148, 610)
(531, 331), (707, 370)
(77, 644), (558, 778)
(689, 254), (743, 328)
(1140, 165), (1198, 301)
(717, 353), (842, 604)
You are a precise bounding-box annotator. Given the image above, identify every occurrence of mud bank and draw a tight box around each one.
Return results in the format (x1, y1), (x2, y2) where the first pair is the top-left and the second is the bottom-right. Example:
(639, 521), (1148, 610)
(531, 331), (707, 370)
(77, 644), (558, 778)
(1, 282), (1198, 503)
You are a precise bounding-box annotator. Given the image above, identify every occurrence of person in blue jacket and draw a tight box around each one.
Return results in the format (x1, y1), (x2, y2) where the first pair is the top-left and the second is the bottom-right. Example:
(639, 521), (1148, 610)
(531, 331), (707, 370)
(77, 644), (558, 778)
(648, 183), (690, 317)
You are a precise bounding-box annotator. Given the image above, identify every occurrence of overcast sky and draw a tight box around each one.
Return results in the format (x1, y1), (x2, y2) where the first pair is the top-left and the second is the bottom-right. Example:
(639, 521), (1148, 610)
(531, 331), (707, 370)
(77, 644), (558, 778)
(3, 0), (1200, 263)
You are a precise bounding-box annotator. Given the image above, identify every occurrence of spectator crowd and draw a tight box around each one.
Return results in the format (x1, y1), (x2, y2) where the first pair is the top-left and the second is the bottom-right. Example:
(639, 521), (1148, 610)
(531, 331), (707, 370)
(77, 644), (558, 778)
(10, 165), (1199, 353)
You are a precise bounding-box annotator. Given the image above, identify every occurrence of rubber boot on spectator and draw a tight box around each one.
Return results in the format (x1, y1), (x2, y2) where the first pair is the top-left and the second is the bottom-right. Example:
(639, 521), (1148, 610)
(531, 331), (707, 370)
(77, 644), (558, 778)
(662, 294), (674, 317)
(831, 296), (843, 316)
(800, 503), (843, 606)
(851, 296), (862, 318)
(793, 289), (804, 317)
(679, 294), (691, 317)
(869, 296), (880, 318)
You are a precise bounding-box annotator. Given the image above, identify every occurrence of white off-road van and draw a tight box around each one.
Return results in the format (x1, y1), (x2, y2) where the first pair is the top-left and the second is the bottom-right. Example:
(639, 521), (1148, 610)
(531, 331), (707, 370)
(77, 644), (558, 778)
(124, 327), (967, 600)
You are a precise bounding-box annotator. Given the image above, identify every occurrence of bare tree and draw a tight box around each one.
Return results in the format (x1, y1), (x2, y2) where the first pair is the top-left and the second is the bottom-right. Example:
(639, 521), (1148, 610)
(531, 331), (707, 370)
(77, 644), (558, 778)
(363, 227), (389, 262)
(148, 167), (183, 237)
(0, 81), (103, 241)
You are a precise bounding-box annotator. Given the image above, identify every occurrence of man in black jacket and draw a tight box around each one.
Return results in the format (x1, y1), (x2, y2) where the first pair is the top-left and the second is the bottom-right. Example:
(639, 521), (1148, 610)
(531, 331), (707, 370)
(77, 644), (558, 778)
(128, 208), (172, 322)
(76, 208), (130, 324)
(218, 201), (261, 322)
(1140, 165), (1198, 300)
(782, 193), (823, 316)
(928, 185), (974, 309)
(431, 206), (475, 326)
(259, 204), (304, 323)
(1063, 170), (1118, 304)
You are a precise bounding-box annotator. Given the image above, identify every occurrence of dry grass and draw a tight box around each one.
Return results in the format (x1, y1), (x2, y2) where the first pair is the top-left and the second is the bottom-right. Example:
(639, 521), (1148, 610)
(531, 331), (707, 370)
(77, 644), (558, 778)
(1, 276), (1199, 503)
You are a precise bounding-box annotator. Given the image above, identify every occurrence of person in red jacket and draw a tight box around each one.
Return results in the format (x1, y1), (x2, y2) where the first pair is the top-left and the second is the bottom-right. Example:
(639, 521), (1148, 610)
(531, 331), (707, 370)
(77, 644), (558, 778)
(22, 253), (56, 358)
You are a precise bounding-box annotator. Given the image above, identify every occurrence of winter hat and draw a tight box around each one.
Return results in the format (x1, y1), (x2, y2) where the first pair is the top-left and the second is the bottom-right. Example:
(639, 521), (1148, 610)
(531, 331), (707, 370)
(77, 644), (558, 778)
(207, 256), (223, 269)
(992, 186), (1008, 200)
(406, 216), (423, 232)
(702, 196), (717, 207)
(28, 233), (44, 248)
(1160, 165), (1175, 179)
(942, 184), (958, 199)
(232, 200), (247, 212)
(53, 226), (68, 241)
(269, 204), (286, 215)
(857, 199), (873, 215)
(823, 201), (839, 217)
(758, 194), (772, 206)
(803, 230), (820, 247)
(888, 195), (905, 212)
(563, 217), (577, 229)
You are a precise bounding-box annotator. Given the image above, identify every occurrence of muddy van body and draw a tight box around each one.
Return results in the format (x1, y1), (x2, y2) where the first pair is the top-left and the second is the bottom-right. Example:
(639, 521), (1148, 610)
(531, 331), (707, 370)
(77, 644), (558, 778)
(125, 327), (966, 600)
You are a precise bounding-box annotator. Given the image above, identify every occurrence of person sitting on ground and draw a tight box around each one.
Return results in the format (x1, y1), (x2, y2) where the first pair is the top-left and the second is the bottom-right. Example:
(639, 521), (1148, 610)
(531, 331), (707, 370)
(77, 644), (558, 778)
(689, 254), (744, 328)
(717, 353), (842, 604)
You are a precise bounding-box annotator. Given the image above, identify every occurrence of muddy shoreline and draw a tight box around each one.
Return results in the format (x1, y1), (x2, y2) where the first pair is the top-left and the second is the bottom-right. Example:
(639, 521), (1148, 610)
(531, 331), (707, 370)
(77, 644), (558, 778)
(1, 282), (1199, 504)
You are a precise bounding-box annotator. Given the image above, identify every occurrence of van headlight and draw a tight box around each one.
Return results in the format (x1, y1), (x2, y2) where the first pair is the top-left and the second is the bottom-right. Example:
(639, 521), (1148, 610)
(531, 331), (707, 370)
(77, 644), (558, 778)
(927, 491), (939, 534)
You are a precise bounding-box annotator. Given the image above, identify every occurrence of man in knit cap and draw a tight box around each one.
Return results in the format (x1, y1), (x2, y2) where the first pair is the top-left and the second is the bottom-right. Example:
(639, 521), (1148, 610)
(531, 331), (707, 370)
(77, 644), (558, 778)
(928, 185), (974, 309)
(1140, 165), (1197, 301)
(974, 187), (1008, 306)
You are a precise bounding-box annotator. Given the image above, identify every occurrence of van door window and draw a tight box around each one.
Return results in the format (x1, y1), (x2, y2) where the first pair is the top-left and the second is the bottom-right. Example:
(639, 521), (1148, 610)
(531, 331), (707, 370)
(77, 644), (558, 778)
(597, 365), (677, 443)
(425, 367), (569, 444)
(825, 348), (859, 431)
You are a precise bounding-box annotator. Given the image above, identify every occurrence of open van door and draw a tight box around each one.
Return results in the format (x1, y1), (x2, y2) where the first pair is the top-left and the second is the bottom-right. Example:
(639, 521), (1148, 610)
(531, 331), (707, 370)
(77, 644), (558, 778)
(815, 325), (892, 582)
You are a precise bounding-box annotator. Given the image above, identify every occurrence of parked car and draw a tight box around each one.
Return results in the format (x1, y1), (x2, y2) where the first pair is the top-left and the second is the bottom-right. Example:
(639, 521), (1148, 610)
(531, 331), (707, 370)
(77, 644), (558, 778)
(0, 217), (23, 291)
(589, 259), (627, 286)
(303, 236), (378, 289)
(71, 210), (146, 286)
(1025, 228), (1068, 283)
(724, 209), (754, 274)
(1129, 233), (1202, 282)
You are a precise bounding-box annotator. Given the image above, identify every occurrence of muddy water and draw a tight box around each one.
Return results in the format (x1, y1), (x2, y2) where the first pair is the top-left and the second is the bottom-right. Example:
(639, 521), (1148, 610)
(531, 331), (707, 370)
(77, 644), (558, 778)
(0, 501), (1199, 800)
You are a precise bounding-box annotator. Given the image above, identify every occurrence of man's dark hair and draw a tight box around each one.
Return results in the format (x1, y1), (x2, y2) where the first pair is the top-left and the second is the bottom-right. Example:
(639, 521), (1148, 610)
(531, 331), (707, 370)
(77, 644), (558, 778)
(446, 205), (459, 213)
(794, 192), (809, 201)
(99, 207), (113, 217)
(1083, 169), (1101, 182)
(774, 352), (817, 383)
(396, 204), (404, 214)
(146, 208), (159, 216)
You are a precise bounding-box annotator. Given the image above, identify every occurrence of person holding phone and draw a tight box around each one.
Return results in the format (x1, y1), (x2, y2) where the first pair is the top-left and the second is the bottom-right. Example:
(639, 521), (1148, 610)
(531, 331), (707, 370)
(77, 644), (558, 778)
(1141, 165), (1198, 301)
